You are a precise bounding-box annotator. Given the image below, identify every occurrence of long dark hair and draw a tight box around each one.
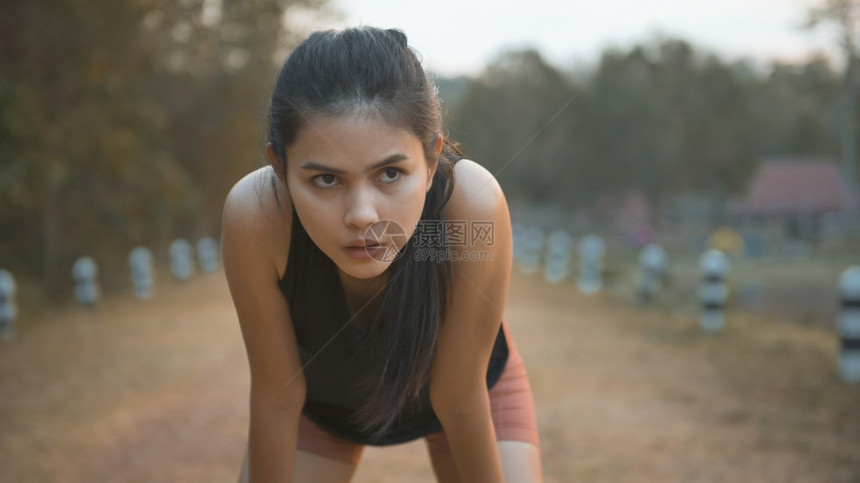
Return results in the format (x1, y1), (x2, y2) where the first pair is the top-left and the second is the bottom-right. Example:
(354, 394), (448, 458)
(266, 27), (463, 439)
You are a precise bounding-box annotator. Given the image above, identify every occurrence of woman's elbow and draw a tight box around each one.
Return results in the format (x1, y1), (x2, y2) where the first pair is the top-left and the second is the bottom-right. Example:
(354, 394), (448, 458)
(250, 376), (307, 414)
(430, 384), (488, 422)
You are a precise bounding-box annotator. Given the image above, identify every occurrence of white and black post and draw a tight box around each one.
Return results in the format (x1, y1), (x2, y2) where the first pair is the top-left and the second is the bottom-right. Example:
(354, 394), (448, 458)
(578, 235), (605, 295)
(72, 256), (100, 308)
(196, 237), (220, 274)
(544, 230), (573, 283)
(129, 247), (155, 299)
(0, 269), (16, 339)
(511, 222), (525, 266)
(838, 266), (860, 383)
(698, 249), (729, 333)
(637, 244), (667, 304)
(169, 239), (195, 282)
(520, 227), (545, 276)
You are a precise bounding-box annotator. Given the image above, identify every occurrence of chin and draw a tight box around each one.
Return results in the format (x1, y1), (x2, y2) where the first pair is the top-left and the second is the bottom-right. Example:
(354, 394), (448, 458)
(341, 262), (391, 280)
(331, 253), (392, 279)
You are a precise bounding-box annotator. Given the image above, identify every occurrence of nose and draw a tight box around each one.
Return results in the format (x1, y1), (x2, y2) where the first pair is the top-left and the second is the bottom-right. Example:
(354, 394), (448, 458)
(343, 185), (379, 230)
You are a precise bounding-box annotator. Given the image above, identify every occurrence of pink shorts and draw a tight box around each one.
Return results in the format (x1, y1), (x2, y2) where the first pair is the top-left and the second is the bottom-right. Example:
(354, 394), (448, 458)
(296, 321), (540, 464)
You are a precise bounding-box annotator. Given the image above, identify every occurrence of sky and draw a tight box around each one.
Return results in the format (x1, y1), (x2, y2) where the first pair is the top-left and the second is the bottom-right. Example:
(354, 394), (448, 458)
(316, 0), (841, 76)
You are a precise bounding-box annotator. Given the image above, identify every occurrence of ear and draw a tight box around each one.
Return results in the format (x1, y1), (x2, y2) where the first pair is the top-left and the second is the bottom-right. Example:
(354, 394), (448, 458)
(426, 136), (443, 192)
(266, 143), (286, 184)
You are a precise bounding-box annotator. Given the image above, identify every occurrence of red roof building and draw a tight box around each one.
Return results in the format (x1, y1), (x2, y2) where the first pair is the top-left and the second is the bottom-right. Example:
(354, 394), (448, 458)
(729, 158), (860, 218)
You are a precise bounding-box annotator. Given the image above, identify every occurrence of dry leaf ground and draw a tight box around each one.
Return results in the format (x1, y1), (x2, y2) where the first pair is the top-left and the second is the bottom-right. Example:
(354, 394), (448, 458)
(1, 267), (858, 482)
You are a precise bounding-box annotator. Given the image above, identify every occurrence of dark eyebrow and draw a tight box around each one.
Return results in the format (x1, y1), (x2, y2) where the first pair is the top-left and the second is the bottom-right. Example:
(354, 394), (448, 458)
(301, 154), (409, 175)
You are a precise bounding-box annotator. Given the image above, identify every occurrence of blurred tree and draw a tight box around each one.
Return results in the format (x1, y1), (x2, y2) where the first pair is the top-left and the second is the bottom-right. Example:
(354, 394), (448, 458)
(752, 57), (841, 156)
(577, 44), (672, 200)
(447, 37), (842, 213)
(0, 0), (328, 301)
(807, 0), (860, 188)
(451, 49), (580, 204)
(1, 0), (161, 296)
(0, 4), (846, 307)
(434, 74), (473, 109)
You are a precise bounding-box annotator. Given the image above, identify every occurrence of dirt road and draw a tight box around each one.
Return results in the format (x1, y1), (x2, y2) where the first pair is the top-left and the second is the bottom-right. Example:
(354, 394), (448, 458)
(1, 271), (858, 482)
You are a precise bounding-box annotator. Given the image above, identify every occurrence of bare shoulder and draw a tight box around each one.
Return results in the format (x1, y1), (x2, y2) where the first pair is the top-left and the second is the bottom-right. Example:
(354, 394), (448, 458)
(444, 158), (507, 222)
(222, 166), (292, 278)
(223, 166), (291, 233)
(443, 159), (511, 270)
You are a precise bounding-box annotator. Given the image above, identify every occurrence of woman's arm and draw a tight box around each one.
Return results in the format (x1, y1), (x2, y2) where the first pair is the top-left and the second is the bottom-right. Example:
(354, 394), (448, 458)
(429, 160), (513, 482)
(222, 168), (306, 483)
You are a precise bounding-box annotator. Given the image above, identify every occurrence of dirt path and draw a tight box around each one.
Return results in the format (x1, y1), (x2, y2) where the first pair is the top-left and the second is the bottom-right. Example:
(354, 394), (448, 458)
(1, 271), (858, 482)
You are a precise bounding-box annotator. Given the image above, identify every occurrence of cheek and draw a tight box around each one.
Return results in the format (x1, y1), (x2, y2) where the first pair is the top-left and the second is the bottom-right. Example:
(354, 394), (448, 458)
(286, 182), (309, 219)
(287, 185), (337, 238)
(287, 178), (318, 212)
(392, 181), (428, 232)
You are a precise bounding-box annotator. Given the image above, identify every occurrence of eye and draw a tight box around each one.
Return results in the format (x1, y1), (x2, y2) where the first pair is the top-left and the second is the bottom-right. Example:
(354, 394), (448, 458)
(312, 174), (339, 189)
(379, 167), (403, 183)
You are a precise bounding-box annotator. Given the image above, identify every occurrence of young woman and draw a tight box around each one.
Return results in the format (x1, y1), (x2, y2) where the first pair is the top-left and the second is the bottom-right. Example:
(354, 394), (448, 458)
(222, 27), (543, 482)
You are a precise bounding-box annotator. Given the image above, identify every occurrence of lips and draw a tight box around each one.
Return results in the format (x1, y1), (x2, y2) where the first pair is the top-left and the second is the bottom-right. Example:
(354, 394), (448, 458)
(343, 241), (387, 261)
(346, 239), (382, 248)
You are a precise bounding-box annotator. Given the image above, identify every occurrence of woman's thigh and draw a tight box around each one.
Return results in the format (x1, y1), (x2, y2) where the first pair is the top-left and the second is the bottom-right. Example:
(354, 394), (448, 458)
(293, 450), (360, 482)
(236, 446), (360, 483)
(294, 415), (363, 482)
(426, 441), (543, 483)
(499, 441), (543, 482)
(237, 415), (364, 483)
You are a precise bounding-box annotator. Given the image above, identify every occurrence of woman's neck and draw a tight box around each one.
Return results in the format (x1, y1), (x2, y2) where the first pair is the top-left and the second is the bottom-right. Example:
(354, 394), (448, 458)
(337, 269), (389, 316)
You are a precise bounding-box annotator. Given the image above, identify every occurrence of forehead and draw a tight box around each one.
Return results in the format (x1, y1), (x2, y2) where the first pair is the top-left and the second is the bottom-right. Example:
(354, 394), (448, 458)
(286, 112), (424, 169)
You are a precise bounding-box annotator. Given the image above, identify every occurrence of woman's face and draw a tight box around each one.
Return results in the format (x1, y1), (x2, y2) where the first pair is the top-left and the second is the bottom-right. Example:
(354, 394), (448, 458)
(283, 112), (438, 281)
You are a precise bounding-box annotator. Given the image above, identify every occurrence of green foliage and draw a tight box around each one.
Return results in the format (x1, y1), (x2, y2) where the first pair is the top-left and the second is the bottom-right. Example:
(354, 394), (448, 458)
(447, 38), (845, 210)
(0, 0), (327, 299)
(452, 49), (581, 204)
(0, 3), (850, 306)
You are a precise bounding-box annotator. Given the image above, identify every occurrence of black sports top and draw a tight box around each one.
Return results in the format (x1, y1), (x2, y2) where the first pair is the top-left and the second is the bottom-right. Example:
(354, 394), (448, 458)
(278, 209), (510, 446)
